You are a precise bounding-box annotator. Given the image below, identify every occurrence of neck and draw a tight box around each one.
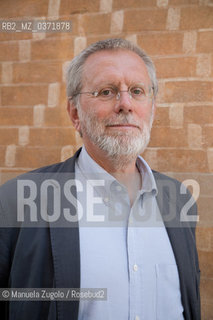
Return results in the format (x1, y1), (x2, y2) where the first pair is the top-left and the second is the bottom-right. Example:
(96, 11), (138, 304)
(84, 144), (142, 205)
(84, 142), (137, 173)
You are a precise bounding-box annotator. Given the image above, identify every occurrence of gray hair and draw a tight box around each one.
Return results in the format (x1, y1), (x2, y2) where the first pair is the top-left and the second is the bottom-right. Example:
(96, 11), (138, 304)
(66, 38), (158, 106)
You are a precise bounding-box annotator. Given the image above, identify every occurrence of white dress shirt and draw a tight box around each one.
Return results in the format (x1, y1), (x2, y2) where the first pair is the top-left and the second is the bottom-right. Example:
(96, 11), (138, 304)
(75, 146), (184, 320)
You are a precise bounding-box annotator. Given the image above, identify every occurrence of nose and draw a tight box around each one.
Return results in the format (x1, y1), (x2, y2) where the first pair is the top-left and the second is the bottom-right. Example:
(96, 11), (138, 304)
(114, 90), (133, 114)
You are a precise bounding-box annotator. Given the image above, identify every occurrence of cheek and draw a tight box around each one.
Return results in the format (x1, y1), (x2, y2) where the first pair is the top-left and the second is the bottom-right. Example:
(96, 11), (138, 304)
(137, 107), (153, 122)
(88, 104), (112, 120)
(81, 98), (109, 117)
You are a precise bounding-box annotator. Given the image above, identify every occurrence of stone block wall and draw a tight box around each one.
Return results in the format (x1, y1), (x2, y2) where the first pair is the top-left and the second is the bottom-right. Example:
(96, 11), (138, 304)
(0, 0), (213, 317)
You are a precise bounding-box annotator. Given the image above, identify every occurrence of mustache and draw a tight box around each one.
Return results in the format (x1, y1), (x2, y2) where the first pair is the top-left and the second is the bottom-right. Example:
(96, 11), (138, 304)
(103, 114), (140, 127)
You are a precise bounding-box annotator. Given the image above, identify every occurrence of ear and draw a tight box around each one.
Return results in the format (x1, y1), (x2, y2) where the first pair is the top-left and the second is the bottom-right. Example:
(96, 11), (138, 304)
(67, 100), (81, 133)
(152, 100), (157, 116)
(151, 100), (157, 119)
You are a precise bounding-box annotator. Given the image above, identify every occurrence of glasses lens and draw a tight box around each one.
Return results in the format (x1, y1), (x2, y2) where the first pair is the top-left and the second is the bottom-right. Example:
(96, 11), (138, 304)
(96, 87), (117, 100)
(130, 85), (151, 101)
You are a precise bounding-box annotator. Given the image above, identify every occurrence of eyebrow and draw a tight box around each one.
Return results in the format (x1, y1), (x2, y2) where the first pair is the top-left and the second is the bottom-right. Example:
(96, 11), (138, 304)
(93, 81), (147, 89)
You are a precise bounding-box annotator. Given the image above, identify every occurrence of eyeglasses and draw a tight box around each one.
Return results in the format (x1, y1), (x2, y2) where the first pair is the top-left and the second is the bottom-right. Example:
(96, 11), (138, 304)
(69, 84), (154, 102)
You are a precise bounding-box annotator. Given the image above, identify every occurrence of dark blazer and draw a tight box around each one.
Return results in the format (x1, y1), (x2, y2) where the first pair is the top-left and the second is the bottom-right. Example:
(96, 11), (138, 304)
(0, 149), (201, 320)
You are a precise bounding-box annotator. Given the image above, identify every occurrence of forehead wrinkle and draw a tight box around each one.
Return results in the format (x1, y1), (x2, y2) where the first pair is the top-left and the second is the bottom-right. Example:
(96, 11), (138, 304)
(82, 65), (123, 88)
(82, 68), (149, 90)
(81, 50), (151, 89)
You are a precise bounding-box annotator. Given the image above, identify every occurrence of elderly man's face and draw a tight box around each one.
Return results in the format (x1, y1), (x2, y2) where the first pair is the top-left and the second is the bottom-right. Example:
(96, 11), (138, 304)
(69, 49), (156, 161)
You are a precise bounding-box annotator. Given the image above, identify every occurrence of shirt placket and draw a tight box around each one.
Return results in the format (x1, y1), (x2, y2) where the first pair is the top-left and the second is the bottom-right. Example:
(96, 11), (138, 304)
(128, 195), (143, 320)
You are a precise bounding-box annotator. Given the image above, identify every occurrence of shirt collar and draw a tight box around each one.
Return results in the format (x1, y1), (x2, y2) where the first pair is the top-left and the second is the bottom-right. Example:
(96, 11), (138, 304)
(76, 145), (158, 196)
(76, 146), (116, 196)
(136, 156), (158, 196)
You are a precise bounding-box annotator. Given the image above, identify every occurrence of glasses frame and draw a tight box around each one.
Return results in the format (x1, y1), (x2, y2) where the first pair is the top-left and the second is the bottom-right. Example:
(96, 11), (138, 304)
(68, 84), (154, 102)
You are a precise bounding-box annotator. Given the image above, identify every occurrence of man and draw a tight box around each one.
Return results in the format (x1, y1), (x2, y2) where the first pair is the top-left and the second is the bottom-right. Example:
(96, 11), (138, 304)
(0, 38), (200, 319)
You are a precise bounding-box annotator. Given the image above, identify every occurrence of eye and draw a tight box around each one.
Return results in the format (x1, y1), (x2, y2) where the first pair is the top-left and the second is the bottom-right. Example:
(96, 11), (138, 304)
(98, 88), (116, 98)
(130, 87), (145, 96)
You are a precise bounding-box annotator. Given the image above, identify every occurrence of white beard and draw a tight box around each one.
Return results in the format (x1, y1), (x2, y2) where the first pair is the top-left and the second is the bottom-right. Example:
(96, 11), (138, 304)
(78, 106), (154, 169)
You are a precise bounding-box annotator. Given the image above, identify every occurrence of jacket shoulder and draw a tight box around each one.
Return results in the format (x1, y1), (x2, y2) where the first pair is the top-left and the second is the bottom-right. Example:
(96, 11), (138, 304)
(0, 148), (81, 189)
(152, 170), (183, 187)
(30, 148), (81, 173)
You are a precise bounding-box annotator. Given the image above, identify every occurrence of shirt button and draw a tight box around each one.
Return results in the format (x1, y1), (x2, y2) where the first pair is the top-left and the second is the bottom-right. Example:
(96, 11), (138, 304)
(116, 185), (122, 191)
(135, 316), (140, 320)
(133, 264), (138, 272)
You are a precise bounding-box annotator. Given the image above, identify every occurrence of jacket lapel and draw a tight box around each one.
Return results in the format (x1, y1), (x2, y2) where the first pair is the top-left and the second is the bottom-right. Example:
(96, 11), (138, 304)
(154, 170), (199, 319)
(49, 149), (82, 320)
